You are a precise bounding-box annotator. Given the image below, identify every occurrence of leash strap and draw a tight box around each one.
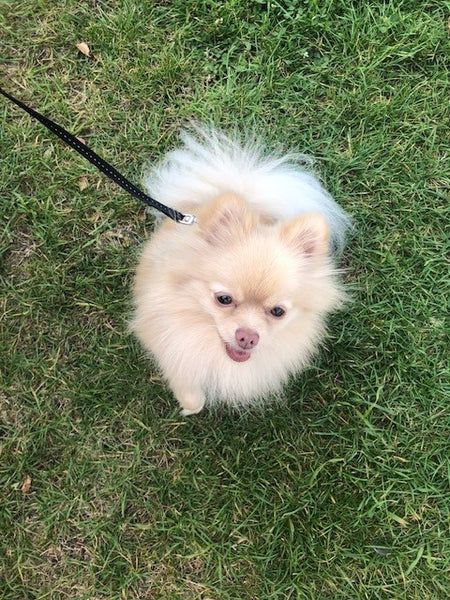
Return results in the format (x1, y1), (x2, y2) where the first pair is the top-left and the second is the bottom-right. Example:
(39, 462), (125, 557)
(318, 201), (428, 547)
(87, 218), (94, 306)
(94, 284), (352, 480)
(0, 86), (196, 225)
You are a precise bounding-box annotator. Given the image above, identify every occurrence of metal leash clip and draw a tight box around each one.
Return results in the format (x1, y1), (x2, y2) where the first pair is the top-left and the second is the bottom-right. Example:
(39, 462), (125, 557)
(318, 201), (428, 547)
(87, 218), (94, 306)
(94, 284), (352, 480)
(179, 214), (197, 225)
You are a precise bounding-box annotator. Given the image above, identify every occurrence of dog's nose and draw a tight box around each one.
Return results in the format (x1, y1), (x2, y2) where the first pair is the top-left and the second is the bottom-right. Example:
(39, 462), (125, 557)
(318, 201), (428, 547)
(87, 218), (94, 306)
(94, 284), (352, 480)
(235, 328), (259, 350)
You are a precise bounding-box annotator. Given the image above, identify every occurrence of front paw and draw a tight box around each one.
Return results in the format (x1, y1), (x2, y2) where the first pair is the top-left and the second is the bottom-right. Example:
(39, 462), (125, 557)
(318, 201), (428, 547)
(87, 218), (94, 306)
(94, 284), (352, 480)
(177, 390), (205, 416)
(180, 404), (204, 416)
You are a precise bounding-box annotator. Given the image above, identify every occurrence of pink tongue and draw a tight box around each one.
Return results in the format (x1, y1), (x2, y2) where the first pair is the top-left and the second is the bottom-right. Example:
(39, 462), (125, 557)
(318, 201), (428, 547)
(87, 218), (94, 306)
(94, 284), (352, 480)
(226, 344), (251, 362)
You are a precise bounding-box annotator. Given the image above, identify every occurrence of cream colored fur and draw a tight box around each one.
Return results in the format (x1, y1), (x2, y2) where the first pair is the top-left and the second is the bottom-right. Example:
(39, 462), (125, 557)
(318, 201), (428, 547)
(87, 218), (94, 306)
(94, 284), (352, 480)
(131, 127), (350, 415)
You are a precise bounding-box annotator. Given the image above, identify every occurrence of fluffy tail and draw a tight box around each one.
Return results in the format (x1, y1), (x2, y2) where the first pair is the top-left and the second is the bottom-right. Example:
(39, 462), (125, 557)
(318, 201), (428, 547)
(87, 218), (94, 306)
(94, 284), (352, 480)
(143, 125), (351, 253)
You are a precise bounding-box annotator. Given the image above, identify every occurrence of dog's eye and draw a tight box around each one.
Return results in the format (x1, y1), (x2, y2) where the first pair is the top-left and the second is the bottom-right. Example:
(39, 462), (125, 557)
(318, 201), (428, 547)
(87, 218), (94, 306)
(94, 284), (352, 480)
(270, 306), (285, 318)
(216, 294), (233, 306)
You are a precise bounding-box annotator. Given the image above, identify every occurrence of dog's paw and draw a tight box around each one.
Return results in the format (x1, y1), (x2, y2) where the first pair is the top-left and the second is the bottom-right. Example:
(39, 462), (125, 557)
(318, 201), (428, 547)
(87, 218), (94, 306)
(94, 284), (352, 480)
(177, 390), (205, 416)
(180, 405), (204, 416)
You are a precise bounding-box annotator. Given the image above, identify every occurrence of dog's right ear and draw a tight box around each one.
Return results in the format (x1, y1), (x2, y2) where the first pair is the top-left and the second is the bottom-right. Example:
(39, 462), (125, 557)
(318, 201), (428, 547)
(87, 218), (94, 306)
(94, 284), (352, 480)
(199, 194), (258, 246)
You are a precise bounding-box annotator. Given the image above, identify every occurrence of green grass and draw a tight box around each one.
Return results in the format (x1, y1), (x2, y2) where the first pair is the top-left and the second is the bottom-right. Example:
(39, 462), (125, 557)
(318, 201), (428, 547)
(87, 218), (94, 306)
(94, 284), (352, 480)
(1, 1), (449, 598)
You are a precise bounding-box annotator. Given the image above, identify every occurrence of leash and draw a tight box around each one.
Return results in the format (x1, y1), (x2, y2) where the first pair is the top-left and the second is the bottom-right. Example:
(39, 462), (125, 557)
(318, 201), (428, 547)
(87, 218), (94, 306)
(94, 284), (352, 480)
(0, 86), (196, 225)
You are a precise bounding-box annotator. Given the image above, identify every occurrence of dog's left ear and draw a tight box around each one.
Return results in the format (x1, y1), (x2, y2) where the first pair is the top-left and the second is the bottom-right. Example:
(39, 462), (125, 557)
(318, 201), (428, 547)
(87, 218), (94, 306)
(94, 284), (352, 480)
(279, 213), (330, 259)
(199, 194), (258, 246)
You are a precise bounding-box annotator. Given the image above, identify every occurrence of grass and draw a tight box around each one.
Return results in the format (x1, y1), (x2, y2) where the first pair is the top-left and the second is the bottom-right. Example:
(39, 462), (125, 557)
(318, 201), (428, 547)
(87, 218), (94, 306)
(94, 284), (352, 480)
(1, 0), (449, 598)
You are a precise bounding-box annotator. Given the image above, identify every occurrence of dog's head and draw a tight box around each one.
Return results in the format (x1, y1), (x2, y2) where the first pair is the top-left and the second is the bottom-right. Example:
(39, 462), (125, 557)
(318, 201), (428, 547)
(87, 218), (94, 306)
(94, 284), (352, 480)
(189, 194), (337, 363)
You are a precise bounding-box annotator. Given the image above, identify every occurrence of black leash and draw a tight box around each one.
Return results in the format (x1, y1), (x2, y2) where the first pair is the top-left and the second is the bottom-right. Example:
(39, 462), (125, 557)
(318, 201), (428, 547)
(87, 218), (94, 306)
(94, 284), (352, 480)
(0, 86), (196, 225)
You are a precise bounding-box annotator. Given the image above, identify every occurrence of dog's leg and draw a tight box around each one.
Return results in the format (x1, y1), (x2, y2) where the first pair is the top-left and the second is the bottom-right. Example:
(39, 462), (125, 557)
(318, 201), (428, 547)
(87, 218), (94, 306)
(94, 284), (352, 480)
(171, 382), (205, 416)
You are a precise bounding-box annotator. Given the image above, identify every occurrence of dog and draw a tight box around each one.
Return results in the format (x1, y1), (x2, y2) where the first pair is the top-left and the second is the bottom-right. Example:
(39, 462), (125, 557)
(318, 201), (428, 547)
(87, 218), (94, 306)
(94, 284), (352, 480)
(131, 126), (351, 415)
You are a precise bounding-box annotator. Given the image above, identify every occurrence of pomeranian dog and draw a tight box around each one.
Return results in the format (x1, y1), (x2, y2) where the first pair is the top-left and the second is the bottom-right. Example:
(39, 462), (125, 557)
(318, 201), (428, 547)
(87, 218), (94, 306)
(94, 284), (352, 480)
(131, 126), (351, 415)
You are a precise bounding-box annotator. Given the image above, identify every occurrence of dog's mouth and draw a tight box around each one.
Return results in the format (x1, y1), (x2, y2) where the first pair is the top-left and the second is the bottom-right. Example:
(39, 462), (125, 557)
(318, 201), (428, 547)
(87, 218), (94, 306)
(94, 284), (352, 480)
(225, 343), (251, 363)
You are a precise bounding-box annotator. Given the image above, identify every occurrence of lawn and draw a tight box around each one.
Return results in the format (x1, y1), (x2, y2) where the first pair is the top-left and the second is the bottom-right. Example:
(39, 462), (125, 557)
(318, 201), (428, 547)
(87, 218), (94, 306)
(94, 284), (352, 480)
(1, 1), (449, 598)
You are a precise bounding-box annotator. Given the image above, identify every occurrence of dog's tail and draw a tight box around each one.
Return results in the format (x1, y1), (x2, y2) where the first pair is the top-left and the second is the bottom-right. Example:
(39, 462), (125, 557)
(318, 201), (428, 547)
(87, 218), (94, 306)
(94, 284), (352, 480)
(143, 125), (351, 253)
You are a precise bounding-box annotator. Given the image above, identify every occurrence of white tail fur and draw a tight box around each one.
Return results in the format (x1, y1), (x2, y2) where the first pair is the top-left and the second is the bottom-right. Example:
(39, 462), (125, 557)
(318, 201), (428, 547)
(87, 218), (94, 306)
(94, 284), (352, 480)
(143, 125), (351, 253)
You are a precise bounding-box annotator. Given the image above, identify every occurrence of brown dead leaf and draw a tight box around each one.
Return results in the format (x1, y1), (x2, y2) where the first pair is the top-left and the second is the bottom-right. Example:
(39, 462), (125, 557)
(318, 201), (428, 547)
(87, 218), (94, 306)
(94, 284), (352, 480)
(79, 176), (89, 191)
(21, 476), (32, 494)
(76, 42), (90, 57)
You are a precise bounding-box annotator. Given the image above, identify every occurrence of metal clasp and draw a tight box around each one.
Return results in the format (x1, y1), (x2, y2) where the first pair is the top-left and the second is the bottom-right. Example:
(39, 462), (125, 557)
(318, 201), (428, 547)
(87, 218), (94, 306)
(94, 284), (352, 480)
(179, 213), (197, 225)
